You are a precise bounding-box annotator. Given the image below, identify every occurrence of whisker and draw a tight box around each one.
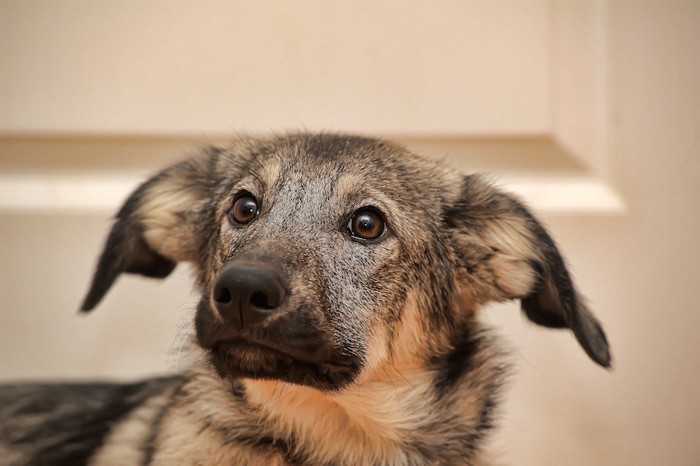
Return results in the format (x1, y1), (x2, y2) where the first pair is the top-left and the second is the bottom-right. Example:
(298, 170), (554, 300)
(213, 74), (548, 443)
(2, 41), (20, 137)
(264, 381), (281, 407)
(380, 366), (401, 401)
(269, 383), (288, 414)
(169, 276), (206, 290)
(387, 362), (432, 404)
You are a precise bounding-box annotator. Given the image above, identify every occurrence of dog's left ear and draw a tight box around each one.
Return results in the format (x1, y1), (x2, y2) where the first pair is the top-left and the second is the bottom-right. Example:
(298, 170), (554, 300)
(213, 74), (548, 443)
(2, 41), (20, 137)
(446, 175), (611, 368)
(80, 154), (219, 312)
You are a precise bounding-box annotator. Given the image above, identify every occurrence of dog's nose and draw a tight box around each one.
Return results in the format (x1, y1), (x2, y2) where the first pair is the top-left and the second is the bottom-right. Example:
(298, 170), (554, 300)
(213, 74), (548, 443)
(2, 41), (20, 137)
(212, 261), (287, 326)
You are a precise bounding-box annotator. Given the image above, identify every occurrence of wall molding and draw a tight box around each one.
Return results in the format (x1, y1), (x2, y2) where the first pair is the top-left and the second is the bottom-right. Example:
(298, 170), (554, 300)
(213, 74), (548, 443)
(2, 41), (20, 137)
(0, 135), (624, 215)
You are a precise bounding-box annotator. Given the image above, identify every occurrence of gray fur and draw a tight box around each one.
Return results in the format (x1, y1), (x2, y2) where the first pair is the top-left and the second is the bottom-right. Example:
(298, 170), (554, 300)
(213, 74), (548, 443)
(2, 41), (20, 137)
(0, 133), (610, 465)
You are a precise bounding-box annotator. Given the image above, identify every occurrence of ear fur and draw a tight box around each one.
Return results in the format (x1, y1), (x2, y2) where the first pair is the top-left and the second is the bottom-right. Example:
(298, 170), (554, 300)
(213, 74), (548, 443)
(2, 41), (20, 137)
(80, 151), (220, 312)
(446, 175), (611, 368)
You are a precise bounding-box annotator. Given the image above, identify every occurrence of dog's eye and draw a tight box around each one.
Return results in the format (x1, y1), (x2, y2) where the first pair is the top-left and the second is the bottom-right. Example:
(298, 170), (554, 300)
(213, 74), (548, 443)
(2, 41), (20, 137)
(229, 193), (259, 226)
(347, 208), (386, 241)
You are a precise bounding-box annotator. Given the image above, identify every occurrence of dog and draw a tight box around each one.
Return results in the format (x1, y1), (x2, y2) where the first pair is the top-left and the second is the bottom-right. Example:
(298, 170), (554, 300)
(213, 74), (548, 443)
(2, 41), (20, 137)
(0, 133), (611, 465)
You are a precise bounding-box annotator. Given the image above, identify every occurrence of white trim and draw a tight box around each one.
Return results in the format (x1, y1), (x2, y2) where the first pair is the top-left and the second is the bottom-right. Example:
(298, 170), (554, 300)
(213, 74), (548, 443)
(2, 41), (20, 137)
(504, 176), (624, 214)
(0, 173), (143, 213)
(0, 172), (624, 215)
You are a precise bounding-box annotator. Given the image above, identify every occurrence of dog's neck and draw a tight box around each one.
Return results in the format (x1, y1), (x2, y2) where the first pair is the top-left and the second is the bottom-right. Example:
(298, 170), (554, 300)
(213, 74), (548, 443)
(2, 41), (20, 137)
(241, 359), (495, 464)
(244, 365), (430, 433)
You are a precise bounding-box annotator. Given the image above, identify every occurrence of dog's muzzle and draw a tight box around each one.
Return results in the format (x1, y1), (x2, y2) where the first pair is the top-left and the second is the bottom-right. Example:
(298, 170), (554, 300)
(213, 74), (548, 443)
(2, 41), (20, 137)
(212, 261), (287, 327)
(197, 259), (362, 390)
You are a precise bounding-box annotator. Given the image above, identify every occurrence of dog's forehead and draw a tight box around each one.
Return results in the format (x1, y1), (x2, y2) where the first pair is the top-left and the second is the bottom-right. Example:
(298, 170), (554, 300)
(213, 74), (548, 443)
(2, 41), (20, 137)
(246, 134), (442, 202)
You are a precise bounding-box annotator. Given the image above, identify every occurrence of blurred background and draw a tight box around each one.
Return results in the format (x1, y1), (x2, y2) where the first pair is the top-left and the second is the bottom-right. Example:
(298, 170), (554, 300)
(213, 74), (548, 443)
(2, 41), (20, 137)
(1, 1), (698, 464)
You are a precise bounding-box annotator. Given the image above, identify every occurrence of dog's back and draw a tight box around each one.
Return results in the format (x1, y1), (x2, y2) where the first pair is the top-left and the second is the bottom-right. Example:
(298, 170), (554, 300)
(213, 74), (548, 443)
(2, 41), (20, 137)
(0, 377), (180, 465)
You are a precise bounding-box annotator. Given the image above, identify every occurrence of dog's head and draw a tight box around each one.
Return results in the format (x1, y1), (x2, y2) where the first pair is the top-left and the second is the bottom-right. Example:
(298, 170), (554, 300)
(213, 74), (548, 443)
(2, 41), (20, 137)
(82, 134), (610, 391)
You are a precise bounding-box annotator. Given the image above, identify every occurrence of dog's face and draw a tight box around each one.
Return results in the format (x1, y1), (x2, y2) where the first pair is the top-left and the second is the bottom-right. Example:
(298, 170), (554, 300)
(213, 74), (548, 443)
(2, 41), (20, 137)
(81, 134), (610, 391)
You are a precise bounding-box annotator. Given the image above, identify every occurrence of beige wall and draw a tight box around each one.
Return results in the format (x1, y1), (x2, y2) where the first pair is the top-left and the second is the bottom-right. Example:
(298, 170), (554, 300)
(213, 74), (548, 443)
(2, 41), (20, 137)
(0, 0), (550, 135)
(1, 1), (699, 465)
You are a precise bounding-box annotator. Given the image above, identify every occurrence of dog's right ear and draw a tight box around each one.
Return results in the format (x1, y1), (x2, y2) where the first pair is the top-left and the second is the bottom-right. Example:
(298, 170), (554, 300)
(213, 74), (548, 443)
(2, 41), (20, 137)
(80, 153), (219, 312)
(445, 175), (611, 368)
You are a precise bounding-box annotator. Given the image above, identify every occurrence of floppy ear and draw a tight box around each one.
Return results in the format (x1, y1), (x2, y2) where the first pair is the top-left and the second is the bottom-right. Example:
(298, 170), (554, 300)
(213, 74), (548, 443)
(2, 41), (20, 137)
(446, 175), (611, 368)
(80, 152), (219, 312)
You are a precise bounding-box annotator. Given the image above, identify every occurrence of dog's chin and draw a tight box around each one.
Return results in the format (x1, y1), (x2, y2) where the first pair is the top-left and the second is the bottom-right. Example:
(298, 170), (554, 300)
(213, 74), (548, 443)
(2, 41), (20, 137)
(209, 340), (360, 391)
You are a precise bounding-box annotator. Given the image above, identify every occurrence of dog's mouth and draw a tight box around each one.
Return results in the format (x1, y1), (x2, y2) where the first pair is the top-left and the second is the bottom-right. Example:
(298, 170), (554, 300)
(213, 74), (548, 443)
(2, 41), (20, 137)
(209, 338), (361, 390)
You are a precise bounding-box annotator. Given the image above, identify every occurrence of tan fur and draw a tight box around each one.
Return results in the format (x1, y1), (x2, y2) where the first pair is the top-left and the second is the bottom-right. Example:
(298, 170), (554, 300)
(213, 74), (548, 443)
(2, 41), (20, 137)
(140, 187), (199, 262)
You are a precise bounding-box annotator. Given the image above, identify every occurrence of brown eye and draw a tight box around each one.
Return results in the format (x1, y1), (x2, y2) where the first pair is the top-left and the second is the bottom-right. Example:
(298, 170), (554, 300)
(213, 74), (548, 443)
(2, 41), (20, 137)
(347, 208), (386, 241)
(229, 193), (259, 226)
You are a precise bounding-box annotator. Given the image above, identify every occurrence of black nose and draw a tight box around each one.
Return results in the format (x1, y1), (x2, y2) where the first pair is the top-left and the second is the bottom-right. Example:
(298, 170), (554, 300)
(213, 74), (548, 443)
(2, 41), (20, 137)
(212, 261), (287, 326)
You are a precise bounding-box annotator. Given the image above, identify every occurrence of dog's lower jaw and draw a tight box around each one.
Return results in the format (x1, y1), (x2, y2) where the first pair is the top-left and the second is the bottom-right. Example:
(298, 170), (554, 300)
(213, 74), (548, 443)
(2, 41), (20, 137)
(208, 343), (361, 391)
